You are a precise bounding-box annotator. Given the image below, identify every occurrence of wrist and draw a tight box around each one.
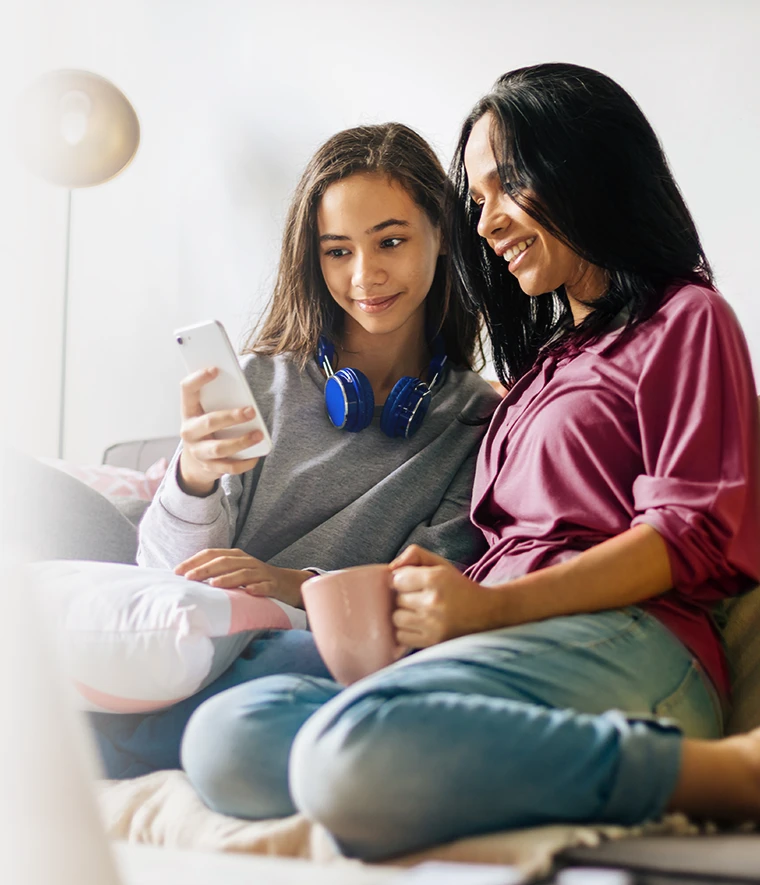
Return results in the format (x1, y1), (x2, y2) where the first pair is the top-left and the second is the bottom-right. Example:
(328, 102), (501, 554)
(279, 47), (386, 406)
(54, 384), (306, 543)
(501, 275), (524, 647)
(493, 567), (568, 626)
(279, 568), (310, 609)
(178, 452), (218, 497)
(472, 578), (536, 631)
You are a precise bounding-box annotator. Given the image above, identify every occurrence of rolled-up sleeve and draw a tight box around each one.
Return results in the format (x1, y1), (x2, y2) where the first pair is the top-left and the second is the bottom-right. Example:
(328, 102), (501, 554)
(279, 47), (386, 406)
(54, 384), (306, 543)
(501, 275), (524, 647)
(631, 289), (760, 601)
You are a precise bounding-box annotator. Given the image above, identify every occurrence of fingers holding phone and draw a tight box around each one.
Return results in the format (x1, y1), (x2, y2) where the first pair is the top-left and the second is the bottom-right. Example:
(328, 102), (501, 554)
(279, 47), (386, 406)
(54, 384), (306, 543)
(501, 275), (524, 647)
(178, 369), (262, 495)
(174, 322), (273, 497)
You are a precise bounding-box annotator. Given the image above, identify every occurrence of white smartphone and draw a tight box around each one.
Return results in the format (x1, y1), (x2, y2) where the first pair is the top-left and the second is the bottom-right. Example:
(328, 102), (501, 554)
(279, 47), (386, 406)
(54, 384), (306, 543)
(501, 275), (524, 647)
(174, 319), (272, 459)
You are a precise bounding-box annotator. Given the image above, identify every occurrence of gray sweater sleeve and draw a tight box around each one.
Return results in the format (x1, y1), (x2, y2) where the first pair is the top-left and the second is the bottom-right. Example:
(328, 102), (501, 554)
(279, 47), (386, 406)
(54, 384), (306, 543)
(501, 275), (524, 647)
(136, 451), (244, 569)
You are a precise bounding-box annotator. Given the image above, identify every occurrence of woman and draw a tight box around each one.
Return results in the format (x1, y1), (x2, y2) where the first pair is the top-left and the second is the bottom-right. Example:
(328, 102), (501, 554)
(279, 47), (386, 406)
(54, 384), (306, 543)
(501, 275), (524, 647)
(92, 123), (500, 777)
(179, 64), (760, 856)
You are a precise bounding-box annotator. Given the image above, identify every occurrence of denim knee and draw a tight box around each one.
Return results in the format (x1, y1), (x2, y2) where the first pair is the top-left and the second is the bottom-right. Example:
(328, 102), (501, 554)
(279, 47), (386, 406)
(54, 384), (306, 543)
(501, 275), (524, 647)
(289, 691), (420, 860)
(182, 674), (311, 820)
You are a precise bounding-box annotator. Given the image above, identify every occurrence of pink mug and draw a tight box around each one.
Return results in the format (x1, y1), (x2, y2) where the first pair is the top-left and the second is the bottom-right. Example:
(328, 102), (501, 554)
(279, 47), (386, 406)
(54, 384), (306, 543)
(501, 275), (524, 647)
(301, 564), (407, 685)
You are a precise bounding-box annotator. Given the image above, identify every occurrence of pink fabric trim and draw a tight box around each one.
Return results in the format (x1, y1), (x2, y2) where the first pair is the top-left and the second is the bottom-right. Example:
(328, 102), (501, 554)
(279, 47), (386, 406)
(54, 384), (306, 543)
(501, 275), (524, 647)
(41, 457), (169, 500)
(75, 681), (184, 713)
(222, 589), (292, 632)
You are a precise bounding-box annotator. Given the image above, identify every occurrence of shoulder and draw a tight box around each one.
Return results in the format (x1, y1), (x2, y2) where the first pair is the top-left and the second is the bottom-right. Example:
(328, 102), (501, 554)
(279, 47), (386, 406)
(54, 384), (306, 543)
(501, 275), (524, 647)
(239, 351), (309, 387)
(649, 283), (742, 337)
(436, 366), (503, 425)
(238, 351), (325, 408)
(613, 283), (748, 372)
(632, 283), (757, 397)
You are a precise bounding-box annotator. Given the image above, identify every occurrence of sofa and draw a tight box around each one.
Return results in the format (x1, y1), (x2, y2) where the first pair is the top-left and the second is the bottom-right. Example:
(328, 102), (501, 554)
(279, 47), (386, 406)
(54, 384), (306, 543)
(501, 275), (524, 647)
(47, 426), (760, 882)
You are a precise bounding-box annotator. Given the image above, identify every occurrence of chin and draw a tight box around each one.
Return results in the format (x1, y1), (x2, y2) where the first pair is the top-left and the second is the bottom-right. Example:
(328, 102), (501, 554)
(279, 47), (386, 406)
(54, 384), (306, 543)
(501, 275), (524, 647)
(515, 274), (552, 298)
(516, 282), (543, 297)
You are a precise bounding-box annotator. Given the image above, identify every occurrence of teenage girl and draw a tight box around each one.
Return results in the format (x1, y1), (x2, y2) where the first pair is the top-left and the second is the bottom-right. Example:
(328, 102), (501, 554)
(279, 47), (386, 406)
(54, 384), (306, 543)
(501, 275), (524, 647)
(91, 123), (500, 777)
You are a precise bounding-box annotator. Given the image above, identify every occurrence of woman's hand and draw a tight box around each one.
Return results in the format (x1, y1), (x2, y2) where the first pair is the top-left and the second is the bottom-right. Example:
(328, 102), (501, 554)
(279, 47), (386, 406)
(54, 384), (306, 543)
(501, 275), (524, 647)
(390, 545), (505, 648)
(175, 548), (308, 609)
(178, 368), (264, 497)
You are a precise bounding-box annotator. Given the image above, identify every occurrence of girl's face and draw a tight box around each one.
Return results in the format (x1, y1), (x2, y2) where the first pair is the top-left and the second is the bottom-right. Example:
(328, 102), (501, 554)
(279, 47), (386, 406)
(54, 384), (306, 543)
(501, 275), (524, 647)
(464, 113), (605, 322)
(317, 172), (442, 342)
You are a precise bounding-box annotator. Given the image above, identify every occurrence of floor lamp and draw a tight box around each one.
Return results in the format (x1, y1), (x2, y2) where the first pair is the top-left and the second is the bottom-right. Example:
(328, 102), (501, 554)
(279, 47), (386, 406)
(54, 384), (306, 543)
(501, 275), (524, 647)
(17, 70), (140, 458)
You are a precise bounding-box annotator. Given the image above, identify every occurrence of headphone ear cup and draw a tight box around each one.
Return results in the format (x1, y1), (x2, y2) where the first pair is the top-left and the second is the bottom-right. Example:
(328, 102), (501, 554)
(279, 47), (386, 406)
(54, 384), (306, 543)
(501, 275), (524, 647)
(381, 377), (431, 439)
(325, 368), (375, 432)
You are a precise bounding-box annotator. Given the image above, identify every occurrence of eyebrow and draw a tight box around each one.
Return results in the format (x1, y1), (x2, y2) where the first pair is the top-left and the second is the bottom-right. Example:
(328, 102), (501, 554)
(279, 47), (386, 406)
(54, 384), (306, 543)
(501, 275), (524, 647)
(468, 167), (502, 199)
(368, 218), (409, 235)
(319, 218), (410, 243)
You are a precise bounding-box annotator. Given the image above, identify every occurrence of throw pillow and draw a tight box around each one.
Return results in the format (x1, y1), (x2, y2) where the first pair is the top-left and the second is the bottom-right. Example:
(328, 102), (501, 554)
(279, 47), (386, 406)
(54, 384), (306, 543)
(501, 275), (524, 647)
(722, 583), (760, 734)
(30, 560), (292, 714)
(40, 457), (169, 501)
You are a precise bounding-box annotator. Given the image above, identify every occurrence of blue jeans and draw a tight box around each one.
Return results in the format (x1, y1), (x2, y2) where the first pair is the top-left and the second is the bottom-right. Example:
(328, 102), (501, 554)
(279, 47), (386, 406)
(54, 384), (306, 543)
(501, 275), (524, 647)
(89, 629), (331, 778)
(181, 607), (722, 860)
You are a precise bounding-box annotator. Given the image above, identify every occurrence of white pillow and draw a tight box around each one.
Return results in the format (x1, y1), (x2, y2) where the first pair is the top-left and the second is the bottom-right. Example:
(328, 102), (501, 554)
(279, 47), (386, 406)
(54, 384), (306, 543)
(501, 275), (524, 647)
(29, 561), (293, 714)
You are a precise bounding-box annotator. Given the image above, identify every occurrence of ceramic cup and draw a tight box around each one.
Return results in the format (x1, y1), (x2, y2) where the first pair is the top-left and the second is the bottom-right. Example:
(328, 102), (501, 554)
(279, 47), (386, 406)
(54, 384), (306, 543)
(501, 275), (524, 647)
(301, 563), (407, 685)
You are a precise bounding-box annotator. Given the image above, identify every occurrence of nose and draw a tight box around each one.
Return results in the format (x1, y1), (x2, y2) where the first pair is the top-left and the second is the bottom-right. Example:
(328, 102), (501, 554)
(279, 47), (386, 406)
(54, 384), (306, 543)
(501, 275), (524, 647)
(351, 251), (387, 291)
(476, 196), (510, 242)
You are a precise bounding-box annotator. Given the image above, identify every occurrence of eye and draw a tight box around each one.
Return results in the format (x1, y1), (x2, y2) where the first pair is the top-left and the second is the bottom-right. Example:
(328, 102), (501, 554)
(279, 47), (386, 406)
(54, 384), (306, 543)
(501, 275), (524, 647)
(380, 237), (404, 249)
(324, 247), (350, 259)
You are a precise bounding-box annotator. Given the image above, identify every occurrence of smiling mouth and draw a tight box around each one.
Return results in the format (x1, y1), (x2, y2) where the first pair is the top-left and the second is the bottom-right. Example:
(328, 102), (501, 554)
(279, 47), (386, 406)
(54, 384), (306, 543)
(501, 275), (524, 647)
(502, 237), (536, 262)
(354, 294), (400, 313)
(494, 236), (537, 272)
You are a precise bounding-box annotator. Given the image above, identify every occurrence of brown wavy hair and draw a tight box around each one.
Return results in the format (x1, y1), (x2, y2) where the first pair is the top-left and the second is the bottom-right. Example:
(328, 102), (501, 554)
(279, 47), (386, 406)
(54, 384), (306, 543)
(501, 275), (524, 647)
(244, 123), (482, 369)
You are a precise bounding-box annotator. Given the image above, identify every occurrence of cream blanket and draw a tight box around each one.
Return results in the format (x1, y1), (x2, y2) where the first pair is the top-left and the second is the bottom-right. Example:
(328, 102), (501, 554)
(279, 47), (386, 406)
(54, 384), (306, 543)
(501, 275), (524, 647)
(98, 771), (713, 881)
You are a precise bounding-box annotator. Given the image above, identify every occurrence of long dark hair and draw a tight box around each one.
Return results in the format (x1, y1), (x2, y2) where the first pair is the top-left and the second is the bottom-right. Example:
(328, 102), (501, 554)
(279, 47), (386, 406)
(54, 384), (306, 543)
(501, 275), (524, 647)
(449, 62), (713, 387)
(247, 123), (482, 369)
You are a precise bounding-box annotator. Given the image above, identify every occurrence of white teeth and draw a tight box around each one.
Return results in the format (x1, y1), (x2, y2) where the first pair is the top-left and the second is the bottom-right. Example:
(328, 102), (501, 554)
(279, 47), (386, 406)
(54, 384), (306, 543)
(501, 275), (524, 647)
(503, 237), (536, 262)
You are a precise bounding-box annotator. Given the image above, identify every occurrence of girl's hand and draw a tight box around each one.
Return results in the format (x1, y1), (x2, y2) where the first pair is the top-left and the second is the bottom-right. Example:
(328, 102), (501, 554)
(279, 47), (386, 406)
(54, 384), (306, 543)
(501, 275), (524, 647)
(390, 545), (502, 648)
(178, 368), (263, 496)
(175, 548), (308, 609)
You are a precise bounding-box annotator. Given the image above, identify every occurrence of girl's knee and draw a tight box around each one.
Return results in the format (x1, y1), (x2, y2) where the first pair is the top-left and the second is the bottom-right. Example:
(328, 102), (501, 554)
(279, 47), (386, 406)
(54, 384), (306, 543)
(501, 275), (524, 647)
(182, 674), (310, 820)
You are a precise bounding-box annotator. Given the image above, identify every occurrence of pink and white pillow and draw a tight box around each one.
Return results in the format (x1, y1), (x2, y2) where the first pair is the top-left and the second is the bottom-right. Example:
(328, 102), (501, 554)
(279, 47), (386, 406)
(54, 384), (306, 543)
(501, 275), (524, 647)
(40, 458), (169, 501)
(30, 560), (293, 714)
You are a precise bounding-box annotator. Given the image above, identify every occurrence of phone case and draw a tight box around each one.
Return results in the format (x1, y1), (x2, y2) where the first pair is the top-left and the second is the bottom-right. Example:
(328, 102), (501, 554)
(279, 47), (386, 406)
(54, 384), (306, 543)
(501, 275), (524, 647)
(174, 320), (272, 459)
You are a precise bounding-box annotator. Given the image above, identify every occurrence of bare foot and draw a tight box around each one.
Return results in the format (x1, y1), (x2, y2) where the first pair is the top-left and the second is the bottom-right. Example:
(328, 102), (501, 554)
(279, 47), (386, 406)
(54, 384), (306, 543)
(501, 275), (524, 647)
(669, 728), (760, 821)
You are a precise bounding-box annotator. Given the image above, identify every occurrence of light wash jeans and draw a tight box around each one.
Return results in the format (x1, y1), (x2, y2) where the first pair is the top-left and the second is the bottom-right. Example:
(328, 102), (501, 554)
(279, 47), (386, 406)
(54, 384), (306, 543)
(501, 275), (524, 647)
(90, 629), (331, 778)
(181, 607), (723, 861)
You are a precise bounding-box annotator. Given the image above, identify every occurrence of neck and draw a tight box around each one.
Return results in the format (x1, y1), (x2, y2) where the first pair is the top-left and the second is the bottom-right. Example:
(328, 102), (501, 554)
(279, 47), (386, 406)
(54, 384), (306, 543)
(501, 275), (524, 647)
(566, 264), (608, 326)
(337, 314), (429, 404)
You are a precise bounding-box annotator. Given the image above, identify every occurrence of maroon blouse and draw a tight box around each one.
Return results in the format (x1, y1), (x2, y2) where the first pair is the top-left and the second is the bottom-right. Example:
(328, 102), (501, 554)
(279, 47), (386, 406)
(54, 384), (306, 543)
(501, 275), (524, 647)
(466, 284), (760, 697)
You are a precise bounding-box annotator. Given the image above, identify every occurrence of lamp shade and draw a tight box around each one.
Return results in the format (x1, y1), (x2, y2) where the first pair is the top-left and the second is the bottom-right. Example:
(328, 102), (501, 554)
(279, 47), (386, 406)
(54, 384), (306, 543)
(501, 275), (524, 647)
(17, 69), (140, 188)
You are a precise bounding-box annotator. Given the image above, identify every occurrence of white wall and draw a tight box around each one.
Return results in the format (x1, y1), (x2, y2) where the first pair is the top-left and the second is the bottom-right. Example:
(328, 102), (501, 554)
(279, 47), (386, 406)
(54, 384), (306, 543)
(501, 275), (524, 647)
(4, 0), (760, 463)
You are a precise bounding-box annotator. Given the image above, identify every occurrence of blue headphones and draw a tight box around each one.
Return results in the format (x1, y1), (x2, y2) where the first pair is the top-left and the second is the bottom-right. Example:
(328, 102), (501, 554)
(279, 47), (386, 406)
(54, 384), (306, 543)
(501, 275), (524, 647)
(316, 335), (448, 439)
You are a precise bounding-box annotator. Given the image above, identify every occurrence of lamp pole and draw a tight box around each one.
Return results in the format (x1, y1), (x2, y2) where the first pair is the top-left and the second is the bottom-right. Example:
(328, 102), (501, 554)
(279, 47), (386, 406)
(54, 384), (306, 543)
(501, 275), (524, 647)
(59, 189), (72, 459)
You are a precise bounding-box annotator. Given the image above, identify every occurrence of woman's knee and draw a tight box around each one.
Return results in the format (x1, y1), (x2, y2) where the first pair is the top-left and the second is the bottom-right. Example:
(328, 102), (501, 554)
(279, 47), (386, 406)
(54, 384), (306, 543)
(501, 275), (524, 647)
(289, 690), (421, 859)
(181, 674), (315, 820)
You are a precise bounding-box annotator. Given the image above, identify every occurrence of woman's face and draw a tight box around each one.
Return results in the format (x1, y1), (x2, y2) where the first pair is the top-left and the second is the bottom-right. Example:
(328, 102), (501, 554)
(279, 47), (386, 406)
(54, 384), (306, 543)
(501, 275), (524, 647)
(464, 113), (604, 321)
(317, 172), (442, 342)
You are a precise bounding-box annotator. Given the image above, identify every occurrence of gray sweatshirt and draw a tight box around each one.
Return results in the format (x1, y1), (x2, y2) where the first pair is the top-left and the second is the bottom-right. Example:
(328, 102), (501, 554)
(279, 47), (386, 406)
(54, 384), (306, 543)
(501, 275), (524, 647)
(137, 353), (500, 582)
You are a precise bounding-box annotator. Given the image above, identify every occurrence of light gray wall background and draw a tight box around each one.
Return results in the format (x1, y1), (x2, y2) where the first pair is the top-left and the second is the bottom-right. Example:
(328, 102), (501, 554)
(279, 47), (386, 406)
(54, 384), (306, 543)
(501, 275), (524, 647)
(2, 0), (759, 463)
